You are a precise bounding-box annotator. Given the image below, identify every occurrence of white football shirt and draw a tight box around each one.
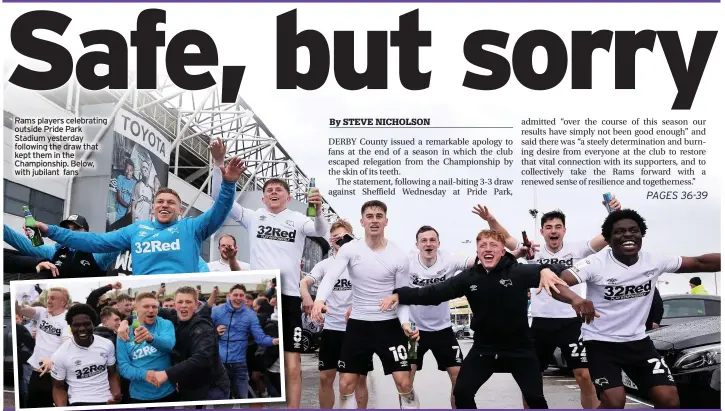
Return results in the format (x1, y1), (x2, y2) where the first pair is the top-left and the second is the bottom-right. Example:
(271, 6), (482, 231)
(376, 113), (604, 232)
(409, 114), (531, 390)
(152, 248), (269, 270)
(316, 239), (410, 322)
(208, 259), (251, 272)
(51, 336), (116, 404)
(306, 253), (352, 332)
(27, 308), (71, 368)
(528, 241), (596, 318)
(408, 252), (470, 331)
(569, 249), (682, 342)
(211, 167), (328, 297)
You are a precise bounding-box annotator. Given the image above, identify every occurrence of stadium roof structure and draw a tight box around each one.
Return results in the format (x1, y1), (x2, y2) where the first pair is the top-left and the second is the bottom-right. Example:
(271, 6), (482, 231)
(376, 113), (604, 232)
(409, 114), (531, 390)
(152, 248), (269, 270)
(34, 73), (339, 223)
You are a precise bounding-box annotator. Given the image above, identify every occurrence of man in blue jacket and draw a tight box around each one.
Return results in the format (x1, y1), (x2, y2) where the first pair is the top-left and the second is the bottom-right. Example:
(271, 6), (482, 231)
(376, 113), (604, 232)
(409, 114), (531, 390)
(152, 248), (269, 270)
(116, 292), (177, 403)
(212, 284), (279, 399)
(28, 157), (246, 275)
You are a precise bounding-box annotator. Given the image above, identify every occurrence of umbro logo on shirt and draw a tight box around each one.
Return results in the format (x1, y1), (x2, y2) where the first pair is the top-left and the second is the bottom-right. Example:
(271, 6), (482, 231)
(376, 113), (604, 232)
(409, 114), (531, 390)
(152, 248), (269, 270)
(607, 278), (617, 285)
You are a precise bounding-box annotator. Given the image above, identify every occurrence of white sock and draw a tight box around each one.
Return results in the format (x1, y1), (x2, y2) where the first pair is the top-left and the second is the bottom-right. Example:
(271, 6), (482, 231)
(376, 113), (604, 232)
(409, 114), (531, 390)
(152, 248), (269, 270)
(339, 393), (357, 409)
(399, 390), (419, 409)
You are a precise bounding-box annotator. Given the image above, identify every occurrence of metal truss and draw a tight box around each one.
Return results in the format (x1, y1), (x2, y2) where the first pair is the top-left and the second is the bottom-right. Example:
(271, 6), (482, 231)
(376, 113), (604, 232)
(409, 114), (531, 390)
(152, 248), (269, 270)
(43, 73), (338, 223)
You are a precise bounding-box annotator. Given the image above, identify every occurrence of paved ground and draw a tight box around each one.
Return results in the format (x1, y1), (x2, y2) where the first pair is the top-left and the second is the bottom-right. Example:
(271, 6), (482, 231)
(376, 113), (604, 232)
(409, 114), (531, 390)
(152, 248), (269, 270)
(4, 340), (653, 409)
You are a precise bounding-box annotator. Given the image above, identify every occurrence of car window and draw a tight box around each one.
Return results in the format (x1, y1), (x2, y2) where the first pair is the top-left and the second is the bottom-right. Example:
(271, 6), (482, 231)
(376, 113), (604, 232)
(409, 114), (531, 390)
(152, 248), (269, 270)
(663, 299), (707, 318)
(704, 300), (720, 316)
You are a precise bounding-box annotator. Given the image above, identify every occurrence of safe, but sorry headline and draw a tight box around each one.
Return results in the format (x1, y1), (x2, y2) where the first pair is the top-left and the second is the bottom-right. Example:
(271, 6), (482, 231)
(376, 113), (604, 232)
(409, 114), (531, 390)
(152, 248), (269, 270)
(7, 9), (718, 110)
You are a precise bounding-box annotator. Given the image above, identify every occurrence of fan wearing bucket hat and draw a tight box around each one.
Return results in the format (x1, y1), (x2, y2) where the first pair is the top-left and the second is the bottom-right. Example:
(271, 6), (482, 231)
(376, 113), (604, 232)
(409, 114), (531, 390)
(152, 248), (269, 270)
(3, 214), (119, 278)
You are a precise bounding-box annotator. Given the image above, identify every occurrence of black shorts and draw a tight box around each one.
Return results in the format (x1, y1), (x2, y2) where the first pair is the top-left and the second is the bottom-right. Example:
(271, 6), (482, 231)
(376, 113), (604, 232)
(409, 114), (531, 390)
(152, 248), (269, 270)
(338, 318), (411, 375)
(281, 295), (304, 353)
(531, 317), (588, 372)
(318, 329), (373, 374)
(414, 327), (464, 371)
(585, 337), (675, 395)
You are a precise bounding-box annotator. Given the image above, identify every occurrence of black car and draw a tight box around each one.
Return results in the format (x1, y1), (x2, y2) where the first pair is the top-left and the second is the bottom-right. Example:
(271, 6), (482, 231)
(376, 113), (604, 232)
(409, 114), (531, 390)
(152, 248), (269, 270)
(623, 316), (720, 408)
(660, 294), (720, 327)
(551, 294), (721, 370)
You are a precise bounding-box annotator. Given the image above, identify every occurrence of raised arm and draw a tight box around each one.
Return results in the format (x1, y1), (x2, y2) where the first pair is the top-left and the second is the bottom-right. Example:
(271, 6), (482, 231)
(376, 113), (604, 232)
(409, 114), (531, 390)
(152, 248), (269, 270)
(300, 186), (330, 237)
(471, 206), (520, 251)
(41, 223), (135, 254)
(676, 254), (721, 273)
(589, 195), (622, 251)
(210, 136), (252, 228)
(4, 224), (57, 259)
(192, 177), (236, 242)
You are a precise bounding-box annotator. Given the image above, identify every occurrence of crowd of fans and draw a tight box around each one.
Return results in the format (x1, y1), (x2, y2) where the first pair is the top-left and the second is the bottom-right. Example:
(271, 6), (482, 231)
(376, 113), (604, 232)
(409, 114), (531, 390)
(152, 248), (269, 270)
(13, 279), (281, 408)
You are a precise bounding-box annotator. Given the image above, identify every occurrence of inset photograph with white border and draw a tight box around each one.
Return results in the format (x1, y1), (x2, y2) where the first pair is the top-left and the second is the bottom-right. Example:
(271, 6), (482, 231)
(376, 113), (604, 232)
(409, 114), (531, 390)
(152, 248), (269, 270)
(10, 270), (286, 410)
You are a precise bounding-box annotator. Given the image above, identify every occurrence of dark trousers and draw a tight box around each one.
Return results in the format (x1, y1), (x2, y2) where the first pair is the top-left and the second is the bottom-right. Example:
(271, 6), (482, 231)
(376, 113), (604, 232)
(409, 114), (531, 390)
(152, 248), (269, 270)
(452, 346), (548, 409)
(26, 371), (54, 408)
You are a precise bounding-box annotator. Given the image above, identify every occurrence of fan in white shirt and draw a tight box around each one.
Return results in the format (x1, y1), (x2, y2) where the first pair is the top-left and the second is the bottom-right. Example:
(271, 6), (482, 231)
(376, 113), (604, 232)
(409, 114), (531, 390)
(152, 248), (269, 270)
(477, 198), (621, 410)
(51, 303), (121, 406)
(15, 288), (72, 408)
(312, 200), (420, 409)
(209, 137), (328, 409)
(405, 225), (474, 408)
(207, 234), (250, 271)
(300, 219), (371, 409)
(541, 208), (721, 410)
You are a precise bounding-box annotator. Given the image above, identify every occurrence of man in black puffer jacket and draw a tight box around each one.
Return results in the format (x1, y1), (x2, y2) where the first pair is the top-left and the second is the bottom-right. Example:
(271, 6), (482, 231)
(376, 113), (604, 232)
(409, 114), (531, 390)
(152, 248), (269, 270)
(118, 287), (230, 401)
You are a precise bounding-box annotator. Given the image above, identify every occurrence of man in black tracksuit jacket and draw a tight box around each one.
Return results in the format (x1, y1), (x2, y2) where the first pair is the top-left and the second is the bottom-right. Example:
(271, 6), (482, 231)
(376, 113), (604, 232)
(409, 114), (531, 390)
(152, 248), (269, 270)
(389, 230), (565, 409)
(119, 295), (230, 401)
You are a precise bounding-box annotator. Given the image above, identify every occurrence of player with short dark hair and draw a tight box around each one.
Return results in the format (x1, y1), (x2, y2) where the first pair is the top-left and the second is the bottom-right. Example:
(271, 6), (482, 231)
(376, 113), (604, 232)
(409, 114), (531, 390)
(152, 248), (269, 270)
(50, 304), (121, 406)
(312, 201), (420, 409)
(541, 208), (721, 409)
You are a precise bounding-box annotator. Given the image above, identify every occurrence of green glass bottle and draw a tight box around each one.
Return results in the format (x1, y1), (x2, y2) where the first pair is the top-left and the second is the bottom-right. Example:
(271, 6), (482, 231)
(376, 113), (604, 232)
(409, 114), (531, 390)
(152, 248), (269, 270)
(23, 206), (44, 247)
(408, 322), (418, 361)
(306, 177), (317, 217)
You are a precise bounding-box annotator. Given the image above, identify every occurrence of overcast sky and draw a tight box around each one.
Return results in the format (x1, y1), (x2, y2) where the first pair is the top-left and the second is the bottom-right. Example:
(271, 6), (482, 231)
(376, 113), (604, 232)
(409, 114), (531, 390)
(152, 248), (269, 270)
(3, 4), (722, 294)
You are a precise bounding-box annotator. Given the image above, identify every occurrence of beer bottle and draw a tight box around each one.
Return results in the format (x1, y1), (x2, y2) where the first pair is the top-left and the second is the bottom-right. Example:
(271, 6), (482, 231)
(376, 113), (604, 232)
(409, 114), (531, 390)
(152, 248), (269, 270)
(23, 206), (44, 247)
(408, 322), (418, 361)
(306, 178), (317, 217)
